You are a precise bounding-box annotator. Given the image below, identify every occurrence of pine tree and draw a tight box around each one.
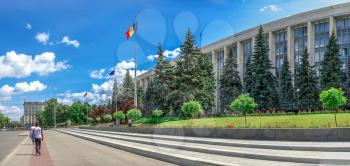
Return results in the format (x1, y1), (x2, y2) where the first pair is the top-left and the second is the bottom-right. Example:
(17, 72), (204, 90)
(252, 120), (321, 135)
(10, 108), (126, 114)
(296, 48), (319, 110)
(219, 46), (242, 111)
(279, 54), (294, 109)
(153, 43), (174, 111)
(137, 80), (144, 107)
(320, 32), (342, 90)
(143, 79), (158, 114)
(246, 26), (277, 110)
(120, 70), (134, 102)
(193, 52), (216, 114)
(111, 79), (118, 112)
(167, 29), (199, 115)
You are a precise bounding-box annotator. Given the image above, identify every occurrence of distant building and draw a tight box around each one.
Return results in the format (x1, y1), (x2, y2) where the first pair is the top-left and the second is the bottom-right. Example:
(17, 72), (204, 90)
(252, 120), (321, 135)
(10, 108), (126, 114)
(23, 101), (44, 129)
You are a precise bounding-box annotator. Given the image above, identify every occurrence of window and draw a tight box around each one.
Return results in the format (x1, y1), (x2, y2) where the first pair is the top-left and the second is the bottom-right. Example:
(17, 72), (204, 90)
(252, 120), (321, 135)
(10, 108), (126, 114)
(275, 30), (287, 79)
(243, 40), (252, 84)
(294, 26), (307, 73)
(337, 17), (350, 71)
(314, 22), (329, 77)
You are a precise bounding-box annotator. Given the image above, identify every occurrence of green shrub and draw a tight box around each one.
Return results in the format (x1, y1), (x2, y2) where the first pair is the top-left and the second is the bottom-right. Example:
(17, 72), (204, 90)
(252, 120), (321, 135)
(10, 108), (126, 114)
(95, 117), (101, 123)
(181, 101), (202, 117)
(229, 94), (257, 127)
(152, 109), (163, 124)
(114, 111), (126, 121)
(103, 114), (113, 122)
(127, 108), (142, 120)
(320, 87), (347, 127)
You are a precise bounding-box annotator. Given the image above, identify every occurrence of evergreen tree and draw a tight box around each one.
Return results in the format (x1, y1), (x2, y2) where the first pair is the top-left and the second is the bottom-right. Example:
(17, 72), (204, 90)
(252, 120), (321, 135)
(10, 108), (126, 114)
(320, 32), (342, 90)
(296, 48), (319, 110)
(219, 46), (242, 111)
(137, 80), (144, 108)
(246, 26), (277, 110)
(120, 70), (134, 102)
(111, 79), (118, 112)
(167, 29), (200, 115)
(193, 52), (216, 114)
(153, 43), (174, 111)
(143, 79), (158, 114)
(279, 54), (294, 109)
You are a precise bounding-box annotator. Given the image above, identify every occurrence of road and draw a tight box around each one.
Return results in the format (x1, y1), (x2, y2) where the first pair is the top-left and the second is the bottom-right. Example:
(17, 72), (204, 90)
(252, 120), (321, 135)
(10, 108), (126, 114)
(0, 131), (27, 162)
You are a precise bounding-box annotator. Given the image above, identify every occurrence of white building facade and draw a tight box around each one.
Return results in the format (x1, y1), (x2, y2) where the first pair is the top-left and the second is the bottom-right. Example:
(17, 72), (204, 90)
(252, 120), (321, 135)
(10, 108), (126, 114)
(23, 101), (44, 128)
(138, 2), (350, 114)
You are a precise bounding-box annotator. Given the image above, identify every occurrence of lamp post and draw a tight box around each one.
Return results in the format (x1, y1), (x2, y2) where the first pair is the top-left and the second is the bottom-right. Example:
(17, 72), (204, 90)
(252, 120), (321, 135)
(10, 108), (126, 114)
(296, 88), (300, 111)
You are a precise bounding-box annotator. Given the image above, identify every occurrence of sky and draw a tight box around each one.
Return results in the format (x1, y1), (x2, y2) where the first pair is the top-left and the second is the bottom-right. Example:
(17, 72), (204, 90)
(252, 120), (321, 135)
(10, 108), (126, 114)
(1, 0), (349, 120)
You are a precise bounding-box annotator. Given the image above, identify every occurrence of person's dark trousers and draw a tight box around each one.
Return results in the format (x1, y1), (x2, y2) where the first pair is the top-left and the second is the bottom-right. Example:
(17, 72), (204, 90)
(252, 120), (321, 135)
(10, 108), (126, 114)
(34, 138), (41, 155)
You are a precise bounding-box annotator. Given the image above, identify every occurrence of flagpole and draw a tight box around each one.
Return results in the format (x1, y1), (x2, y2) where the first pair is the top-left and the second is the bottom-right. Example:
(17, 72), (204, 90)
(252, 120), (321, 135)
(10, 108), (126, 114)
(114, 66), (118, 113)
(133, 42), (137, 108)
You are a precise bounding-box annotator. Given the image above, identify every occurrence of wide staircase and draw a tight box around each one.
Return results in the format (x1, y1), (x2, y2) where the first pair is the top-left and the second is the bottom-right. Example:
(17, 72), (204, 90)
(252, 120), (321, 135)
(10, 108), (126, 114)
(57, 128), (350, 166)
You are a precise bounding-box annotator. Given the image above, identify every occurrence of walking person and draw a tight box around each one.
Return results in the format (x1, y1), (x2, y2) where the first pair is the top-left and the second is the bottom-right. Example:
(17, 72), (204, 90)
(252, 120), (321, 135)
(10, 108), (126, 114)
(29, 123), (35, 145)
(32, 122), (44, 156)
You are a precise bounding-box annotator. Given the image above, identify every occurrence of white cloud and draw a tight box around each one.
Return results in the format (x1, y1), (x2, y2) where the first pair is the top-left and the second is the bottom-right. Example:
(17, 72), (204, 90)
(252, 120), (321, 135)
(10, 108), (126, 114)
(59, 59), (147, 106)
(35, 32), (50, 45)
(0, 81), (47, 101)
(116, 60), (135, 69)
(61, 36), (80, 48)
(259, 4), (282, 12)
(0, 104), (21, 120)
(0, 51), (68, 79)
(25, 23), (32, 30)
(147, 48), (180, 61)
(90, 69), (106, 79)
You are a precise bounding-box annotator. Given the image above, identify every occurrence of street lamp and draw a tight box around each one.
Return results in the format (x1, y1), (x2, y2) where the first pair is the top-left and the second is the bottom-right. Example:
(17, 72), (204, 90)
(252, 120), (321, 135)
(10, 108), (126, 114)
(296, 88), (300, 110)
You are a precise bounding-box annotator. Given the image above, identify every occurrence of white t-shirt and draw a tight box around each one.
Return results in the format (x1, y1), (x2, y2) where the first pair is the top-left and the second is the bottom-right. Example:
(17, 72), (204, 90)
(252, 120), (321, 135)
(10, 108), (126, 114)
(33, 127), (42, 139)
(30, 126), (35, 137)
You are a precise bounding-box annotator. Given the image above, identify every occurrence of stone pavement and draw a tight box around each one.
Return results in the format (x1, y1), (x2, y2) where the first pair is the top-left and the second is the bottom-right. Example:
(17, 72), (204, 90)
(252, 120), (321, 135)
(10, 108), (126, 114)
(1, 130), (173, 166)
(59, 128), (350, 166)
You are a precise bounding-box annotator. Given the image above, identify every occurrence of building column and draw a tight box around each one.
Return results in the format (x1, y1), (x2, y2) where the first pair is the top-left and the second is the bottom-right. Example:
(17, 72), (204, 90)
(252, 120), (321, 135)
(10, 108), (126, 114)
(329, 16), (336, 36)
(237, 41), (244, 84)
(224, 45), (229, 62)
(268, 31), (276, 76)
(307, 21), (315, 66)
(211, 50), (218, 114)
(287, 26), (295, 76)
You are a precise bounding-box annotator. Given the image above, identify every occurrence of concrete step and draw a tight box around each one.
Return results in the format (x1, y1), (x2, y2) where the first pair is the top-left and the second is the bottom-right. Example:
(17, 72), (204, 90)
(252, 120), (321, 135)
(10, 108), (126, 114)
(65, 129), (350, 165)
(57, 129), (315, 166)
(75, 128), (350, 152)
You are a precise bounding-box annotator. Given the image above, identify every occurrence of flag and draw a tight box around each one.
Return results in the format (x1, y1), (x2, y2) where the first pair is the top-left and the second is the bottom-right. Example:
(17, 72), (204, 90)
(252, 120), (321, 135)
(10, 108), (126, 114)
(83, 91), (87, 98)
(109, 69), (115, 76)
(125, 22), (137, 40)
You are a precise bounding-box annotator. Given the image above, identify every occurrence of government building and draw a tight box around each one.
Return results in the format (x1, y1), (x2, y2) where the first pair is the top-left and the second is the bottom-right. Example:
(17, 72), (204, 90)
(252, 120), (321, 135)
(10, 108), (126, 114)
(138, 2), (350, 114)
(21, 101), (44, 129)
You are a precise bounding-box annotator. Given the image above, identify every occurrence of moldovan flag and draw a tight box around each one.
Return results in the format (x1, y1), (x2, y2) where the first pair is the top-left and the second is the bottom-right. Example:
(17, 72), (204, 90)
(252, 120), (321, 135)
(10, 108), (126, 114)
(125, 23), (137, 40)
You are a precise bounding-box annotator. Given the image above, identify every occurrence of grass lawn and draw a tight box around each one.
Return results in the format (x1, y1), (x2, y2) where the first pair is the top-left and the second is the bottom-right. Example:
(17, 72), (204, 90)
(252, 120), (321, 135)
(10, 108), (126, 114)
(156, 113), (350, 128)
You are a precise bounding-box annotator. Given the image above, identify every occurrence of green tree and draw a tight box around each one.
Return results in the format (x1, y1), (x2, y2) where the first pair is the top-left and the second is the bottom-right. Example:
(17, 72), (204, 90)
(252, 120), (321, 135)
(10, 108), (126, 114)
(120, 70), (134, 102)
(229, 93), (257, 127)
(113, 111), (125, 124)
(246, 26), (277, 110)
(143, 79), (158, 114)
(181, 101), (202, 117)
(103, 114), (113, 122)
(68, 102), (90, 125)
(296, 48), (319, 110)
(320, 33), (343, 90)
(193, 52), (216, 114)
(320, 87), (347, 127)
(127, 108), (142, 120)
(153, 43), (174, 111)
(152, 109), (163, 125)
(279, 54), (294, 109)
(219, 46), (242, 112)
(137, 80), (144, 107)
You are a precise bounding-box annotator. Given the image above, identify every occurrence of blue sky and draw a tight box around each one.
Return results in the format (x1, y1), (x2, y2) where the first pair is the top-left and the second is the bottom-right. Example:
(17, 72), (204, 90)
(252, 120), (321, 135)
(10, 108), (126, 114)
(1, 0), (349, 120)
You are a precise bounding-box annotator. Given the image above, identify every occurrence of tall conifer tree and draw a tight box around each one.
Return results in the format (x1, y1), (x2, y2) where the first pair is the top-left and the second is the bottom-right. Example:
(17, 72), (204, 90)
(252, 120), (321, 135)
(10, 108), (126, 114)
(219, 46), (242, 111)
(279, 55), (294, 108)
(320, 32), (342, 90)
(246, 26), (277, 110)
(120, 70), (134, 102)
(296, 48), (319, 110)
